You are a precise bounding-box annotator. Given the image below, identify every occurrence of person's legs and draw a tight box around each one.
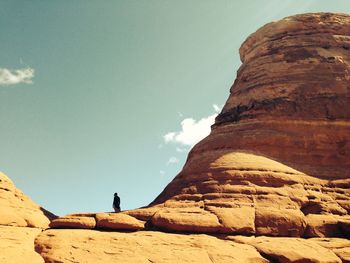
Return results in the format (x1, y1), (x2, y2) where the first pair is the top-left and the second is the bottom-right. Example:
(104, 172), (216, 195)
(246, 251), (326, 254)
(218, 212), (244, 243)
(113, 205), (120, 212)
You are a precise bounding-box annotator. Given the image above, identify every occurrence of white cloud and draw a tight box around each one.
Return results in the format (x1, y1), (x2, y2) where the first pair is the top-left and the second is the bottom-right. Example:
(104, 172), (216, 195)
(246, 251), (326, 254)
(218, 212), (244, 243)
(176, 147), (187, 153)
(163, 104), (222, 147)
(164, 132), (176, 143)
(0, 67), (35, 86)
(167, 156), (179, 165)
(213, 104), (221, 112)
(160, 170), (165, 176)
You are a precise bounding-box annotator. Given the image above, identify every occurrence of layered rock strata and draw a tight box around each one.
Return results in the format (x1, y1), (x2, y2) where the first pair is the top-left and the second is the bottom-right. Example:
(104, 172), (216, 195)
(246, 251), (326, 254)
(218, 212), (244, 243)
(144, 12), (350, 237)
(214, 12), (350, 180)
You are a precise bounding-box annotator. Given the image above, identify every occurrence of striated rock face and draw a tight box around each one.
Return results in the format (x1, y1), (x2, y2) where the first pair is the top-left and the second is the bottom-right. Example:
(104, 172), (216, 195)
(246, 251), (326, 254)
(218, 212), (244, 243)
(0, 172), (54, 262)
(142, 12), (350, 238)
(215, 12), (350, 180)
(155, 12), (350, 195)
(146, 152), (350, 237)
(23, 12), (350, 262)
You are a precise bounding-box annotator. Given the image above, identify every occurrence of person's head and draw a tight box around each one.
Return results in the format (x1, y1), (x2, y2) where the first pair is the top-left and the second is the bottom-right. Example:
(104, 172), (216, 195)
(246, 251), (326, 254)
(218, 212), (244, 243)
(114, 192), (118, 196)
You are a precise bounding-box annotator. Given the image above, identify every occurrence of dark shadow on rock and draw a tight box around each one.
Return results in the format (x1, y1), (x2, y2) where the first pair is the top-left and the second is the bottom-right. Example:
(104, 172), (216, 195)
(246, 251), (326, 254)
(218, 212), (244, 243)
(40, 207), (58, 221)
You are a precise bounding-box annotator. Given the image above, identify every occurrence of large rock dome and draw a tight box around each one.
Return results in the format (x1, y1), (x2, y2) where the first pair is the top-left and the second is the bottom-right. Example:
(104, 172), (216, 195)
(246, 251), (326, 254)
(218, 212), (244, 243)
(213, 12), (350, 180)
(147, 12), (350, 237)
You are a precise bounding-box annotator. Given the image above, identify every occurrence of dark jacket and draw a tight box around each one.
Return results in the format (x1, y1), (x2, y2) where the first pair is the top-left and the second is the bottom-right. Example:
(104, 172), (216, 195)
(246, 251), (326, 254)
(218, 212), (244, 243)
(113, 195), (120, 208)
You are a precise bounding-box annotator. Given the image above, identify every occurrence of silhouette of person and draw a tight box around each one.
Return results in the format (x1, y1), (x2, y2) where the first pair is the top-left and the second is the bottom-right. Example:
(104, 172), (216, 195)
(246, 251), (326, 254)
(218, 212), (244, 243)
(113, 192), (121, 212)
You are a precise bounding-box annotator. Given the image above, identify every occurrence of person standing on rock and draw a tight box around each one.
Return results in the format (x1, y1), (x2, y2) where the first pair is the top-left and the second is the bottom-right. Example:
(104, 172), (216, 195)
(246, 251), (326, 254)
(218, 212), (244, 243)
(113, 193), (121, 212)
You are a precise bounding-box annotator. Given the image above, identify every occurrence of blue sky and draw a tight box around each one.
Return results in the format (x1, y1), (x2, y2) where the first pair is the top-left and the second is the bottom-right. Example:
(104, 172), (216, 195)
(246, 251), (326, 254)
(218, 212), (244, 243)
(1, 1), (349, 215)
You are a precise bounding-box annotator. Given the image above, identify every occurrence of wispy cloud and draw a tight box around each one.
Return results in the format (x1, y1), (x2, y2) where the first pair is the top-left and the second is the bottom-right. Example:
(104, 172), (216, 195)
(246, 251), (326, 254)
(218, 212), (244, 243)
(167, 156), (179, 165)
(163, 104), (222, 148)
(0, 67), (35, 86)
(176, 147), (187, 153)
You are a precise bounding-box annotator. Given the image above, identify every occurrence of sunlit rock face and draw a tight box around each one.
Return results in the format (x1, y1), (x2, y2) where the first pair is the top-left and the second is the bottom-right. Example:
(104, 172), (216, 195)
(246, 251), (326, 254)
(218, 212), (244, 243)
(0, 172), (55, 263)
(147, 13), (350, 237)
(0, 172), (54, 228)
(211, 12), (350, 180)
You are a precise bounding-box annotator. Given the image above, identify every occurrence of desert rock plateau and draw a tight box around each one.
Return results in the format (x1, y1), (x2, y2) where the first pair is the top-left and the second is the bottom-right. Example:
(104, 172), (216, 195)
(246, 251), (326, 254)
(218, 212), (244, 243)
(1, 12), (350, 262)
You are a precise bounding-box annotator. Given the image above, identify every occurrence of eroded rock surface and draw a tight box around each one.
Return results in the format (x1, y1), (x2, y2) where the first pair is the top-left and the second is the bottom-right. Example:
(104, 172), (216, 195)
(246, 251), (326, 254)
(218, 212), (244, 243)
(0, 172), (54, 262)
(229, 236), (343, 263)
(35, 229), (269, 263)
(142, 12), (350, 237)
(35, 230), (350, 263)
(0, 172), (53, 228)
(50, 215), (96, 229)
(311, 238), (350, 263)
(0, 226), (44, 263)
(215, 12), (350, 180)
(95, 213), (145, 230)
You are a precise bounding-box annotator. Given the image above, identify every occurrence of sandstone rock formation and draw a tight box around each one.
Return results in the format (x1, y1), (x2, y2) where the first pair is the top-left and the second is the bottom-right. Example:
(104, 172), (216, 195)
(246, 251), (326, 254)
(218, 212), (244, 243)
(0, 226), (44, 263)
(144, 12), (350, 238)
(0, 172), (53, 228)
(35, 230), (269, 263)
(216, 12), (350, 180)
(230, 236), (344, 263)
(49, 212), (145, 231)
(7, 12), (350, 263)
(0, 172), (54, 262)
